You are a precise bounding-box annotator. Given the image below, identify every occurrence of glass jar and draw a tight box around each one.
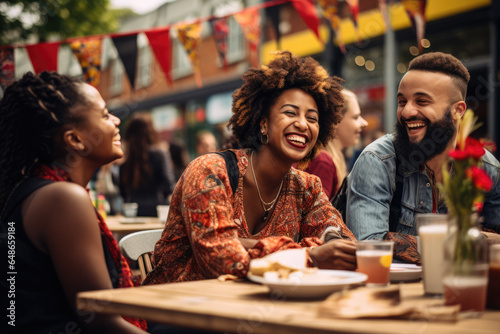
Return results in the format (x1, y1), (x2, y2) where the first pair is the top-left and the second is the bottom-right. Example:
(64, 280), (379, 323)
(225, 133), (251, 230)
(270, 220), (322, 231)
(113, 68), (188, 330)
(443, 214), (489, 315)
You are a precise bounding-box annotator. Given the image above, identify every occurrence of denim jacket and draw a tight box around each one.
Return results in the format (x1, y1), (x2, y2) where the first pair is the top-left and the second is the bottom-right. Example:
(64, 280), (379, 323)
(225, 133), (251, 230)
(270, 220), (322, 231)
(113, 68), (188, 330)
(346, 134), (500, 242)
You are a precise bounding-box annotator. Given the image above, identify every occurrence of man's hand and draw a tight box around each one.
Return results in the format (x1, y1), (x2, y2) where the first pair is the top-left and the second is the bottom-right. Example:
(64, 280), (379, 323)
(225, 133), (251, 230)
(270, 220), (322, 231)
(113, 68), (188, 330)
(308, 239), (357, 271)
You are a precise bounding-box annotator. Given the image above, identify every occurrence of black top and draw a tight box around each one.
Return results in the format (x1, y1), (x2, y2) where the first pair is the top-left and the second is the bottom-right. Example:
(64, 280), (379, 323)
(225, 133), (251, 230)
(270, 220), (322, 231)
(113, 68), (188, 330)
(0, 178), (120, 334)
(120, 149), (172, 217)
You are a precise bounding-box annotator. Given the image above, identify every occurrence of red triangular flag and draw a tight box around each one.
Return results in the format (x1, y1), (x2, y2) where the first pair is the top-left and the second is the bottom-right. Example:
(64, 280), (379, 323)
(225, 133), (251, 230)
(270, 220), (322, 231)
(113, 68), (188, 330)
(25, 41), (60, 73)
(70, 38), (102, 88)
(0, 48), (15, 91)
(291, 0), (322, 43)
(145, 27), (173, 86)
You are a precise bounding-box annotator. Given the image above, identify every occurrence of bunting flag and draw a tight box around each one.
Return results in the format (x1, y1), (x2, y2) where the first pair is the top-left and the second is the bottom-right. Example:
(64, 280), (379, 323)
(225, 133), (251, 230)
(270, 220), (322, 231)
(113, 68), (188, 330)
(111, 33), (138, 90)
(176, 22), (203, 88)
(346, 0), (359, 28)
(318, 0), (346, 53)
(401, 0), (427, 52)
(234, 7), (261, 67)
(0, 48), (15, 91)
(145, 27), (173, 86)
(209, 17), (229, 69)
(290, 0), (321, 43)
(265, 0), (281, 49)
(70, 38), (102, 88)
(25, 41), (60, 73)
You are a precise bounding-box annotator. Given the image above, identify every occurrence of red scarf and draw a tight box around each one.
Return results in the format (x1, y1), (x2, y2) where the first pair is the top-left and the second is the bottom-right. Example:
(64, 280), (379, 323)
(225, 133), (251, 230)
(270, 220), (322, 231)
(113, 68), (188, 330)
(34, 164), (147, 330)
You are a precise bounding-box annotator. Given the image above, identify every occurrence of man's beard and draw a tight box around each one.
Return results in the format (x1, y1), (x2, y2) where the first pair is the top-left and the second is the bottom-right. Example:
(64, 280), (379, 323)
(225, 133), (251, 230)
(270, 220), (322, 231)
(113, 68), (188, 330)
(393, 109), (456, 171)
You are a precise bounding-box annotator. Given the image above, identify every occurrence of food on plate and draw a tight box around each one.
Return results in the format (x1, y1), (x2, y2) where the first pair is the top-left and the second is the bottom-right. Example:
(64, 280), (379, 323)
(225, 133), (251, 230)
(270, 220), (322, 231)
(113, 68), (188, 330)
(248, 248), (308, 277)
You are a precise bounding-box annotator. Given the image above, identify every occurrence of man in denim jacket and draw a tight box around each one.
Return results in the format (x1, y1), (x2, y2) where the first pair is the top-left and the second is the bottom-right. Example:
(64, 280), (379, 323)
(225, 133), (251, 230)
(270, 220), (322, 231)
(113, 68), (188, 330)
(346, 52), (500, 263)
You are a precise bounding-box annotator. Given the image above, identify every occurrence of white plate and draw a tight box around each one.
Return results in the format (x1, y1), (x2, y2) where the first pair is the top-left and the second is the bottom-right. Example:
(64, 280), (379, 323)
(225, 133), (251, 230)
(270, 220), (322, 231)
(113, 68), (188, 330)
(390, 263), (422, 282)
(248, 270), (367, 299)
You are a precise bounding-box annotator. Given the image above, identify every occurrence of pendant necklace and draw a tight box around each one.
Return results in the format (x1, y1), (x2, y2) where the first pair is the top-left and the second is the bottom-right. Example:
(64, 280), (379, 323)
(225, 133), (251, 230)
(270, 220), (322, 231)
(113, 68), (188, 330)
(251, 151), (284, 222)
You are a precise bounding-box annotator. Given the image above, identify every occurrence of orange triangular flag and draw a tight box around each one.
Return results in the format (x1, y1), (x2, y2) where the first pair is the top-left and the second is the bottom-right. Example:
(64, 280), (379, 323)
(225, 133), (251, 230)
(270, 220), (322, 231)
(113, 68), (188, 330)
(176, 22), (203, 88)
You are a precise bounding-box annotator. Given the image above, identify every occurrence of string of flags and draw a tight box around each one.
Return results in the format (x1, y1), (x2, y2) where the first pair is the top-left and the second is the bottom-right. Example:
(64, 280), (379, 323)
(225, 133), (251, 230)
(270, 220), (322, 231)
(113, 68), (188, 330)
(0, 0), (426, 92)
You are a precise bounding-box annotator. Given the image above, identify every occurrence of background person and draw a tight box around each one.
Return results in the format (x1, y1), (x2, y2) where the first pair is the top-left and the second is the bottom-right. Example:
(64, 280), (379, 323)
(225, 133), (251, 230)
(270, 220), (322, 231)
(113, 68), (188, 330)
(306, 89), (368, 199)
(195, 129), (218, 156)
(120, 112), (173, 217)
(0, 72), (147, 333)
(345, 52), (500, 263)
(143, 50), (356, 285)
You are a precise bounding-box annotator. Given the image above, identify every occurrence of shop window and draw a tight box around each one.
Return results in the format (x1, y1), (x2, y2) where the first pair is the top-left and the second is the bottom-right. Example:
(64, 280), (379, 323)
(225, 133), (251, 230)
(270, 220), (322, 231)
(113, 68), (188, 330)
(110, 59), (124, 96)
(172, 39), (194, 79)
(137, 46), (152, 88)
(227, 16), (245, 63)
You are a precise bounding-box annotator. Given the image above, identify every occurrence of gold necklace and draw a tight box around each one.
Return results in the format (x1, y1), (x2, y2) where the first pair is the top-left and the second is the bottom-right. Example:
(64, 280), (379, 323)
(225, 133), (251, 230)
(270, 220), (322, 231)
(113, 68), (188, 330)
(250, 151), (284, 221)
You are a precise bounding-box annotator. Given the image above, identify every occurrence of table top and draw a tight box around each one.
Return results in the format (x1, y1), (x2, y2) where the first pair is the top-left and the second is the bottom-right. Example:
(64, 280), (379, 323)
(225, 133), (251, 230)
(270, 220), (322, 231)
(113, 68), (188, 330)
(105, 215), (165, 234)
(77, 278), (500, 334)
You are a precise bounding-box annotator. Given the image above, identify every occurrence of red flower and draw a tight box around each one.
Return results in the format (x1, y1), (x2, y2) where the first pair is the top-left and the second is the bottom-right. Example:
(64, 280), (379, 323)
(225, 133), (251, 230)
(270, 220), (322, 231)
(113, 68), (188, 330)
(449, 149), (468, 160)
(466, 166), (492, 192)
(474, 202), (484, 213)
(464, 137), (485, 160)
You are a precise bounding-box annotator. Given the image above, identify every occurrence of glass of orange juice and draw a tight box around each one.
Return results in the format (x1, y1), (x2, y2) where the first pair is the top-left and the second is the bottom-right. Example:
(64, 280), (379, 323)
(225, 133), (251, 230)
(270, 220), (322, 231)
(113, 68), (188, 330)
(356, 240), (394, 286)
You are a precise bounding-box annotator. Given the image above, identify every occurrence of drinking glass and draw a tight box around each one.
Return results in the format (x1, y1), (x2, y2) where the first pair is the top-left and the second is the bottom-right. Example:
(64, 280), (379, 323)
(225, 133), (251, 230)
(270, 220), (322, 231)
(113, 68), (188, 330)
(417, 213), (448, 295)
(356, 240), (394, 286)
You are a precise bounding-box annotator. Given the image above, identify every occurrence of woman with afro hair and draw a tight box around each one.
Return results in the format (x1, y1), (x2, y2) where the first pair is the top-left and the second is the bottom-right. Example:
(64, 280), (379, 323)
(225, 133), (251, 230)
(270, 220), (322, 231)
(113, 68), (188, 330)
(144, 51), (357, 285)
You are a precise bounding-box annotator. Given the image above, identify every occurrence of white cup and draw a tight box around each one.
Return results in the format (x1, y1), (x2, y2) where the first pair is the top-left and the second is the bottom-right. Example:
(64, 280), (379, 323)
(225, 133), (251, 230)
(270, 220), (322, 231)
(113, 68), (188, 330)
(122, 202), (138, 217)
(417, 213), (448, 295)
(156, 205), (170, 223)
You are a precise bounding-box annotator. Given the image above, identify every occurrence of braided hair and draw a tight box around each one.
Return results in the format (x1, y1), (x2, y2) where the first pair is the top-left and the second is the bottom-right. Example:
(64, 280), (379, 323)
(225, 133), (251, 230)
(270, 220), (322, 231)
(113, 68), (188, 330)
(228, 50), (344, 166)
(0, 71), (87, 216)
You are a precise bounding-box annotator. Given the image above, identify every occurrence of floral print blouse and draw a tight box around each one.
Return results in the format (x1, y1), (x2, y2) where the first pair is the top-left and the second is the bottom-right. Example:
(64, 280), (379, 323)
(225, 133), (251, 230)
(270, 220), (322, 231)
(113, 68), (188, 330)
(143, 149), (355, 284)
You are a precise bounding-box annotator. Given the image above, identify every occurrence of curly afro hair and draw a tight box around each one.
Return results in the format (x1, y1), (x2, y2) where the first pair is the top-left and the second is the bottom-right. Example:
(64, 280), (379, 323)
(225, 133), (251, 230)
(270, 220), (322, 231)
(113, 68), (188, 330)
(228, 50), (344, 166)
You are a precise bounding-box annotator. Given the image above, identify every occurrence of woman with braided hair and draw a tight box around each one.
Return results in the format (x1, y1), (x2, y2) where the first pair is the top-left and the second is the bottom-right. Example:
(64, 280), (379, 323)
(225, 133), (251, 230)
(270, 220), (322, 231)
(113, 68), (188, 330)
(0, 72), (148, 333)
(144, 51), (357, 285)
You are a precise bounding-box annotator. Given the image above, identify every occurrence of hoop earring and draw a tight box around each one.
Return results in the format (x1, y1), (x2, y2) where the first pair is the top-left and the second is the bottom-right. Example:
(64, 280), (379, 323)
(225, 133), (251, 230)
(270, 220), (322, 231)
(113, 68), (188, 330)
(260, 132), (269, 145)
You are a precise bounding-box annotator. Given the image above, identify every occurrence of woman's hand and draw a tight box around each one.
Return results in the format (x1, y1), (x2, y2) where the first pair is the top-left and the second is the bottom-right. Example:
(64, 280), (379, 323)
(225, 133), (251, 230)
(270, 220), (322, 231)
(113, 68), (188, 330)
(308, 239), (357, 271)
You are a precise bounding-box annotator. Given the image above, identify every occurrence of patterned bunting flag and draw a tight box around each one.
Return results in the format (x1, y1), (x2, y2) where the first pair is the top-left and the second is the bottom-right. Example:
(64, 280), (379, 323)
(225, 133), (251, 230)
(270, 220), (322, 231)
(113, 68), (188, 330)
(318, 0), (346, 53)
(145, 27), (173, 86)
(401, 0), (427, 51)
(176, 22), (203, 88)
(209, 17), (229, 69)
(70, 38), (102, 88)
(234, 7), (261, 67)
(25, 41), (60, 73)
(111, 33), (138, 91)
(0, 48), (15, 91)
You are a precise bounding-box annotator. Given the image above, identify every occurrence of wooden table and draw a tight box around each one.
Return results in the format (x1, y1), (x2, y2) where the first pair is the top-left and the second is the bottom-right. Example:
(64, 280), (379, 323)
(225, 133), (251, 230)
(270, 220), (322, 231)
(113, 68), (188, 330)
(77, 279), (500, 334)
(105, 215), (165, 235)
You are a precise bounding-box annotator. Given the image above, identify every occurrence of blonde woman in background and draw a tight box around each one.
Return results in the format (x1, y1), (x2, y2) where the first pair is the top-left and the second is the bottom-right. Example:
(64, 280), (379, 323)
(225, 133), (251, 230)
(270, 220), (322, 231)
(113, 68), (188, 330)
(306, 90), (367, 199)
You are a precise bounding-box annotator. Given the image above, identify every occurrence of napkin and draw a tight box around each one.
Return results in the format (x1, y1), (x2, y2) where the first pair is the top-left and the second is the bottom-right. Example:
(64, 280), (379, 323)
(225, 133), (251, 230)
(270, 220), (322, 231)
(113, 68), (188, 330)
(318, 285), (459, 322)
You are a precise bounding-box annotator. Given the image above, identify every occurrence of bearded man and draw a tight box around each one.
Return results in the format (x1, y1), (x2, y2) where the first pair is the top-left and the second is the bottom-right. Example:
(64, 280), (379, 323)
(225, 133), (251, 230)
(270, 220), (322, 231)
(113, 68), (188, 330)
(345, 52), (500, 263)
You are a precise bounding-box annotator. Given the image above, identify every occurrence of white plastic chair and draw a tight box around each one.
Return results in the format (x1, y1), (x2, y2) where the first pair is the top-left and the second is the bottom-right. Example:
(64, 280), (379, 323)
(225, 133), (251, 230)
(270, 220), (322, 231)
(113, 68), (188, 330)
(119, 229), (163, 282)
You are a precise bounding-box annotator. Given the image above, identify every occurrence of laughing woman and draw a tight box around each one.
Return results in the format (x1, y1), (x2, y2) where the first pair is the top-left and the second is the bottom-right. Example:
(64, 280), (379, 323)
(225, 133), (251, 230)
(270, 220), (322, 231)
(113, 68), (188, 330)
(144, 51), (357, 285)
(0, 72), (147, 333)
